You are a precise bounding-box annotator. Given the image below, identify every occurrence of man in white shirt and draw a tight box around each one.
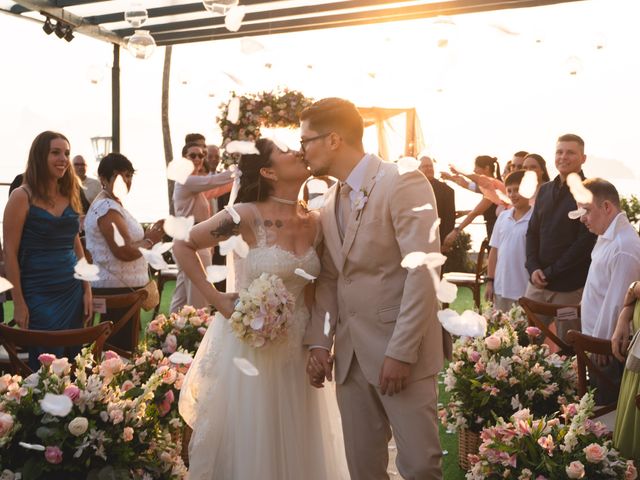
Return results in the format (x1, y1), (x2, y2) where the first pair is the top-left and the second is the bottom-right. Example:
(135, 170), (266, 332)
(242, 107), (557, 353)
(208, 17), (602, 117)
(579, 178), (640, 404)
(72, 155), (101, 203)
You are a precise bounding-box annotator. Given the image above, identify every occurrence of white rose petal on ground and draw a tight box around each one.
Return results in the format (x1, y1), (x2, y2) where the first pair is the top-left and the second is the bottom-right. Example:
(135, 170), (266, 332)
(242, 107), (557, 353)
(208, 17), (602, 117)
(224, 205), (241, 224)
(139, 242), (173, 270)
(397, 157), (420, 175)
(567, 172), (593, 204)
(518, 170), (539, 199)
(436, 278), (458, 303)
(294, 268), (316, 281)
(73, 258), (100, 282)
(206, 265), (228, 283)
(412, 203), (434, 212)
(233, 357), (259, 376)
(169, 351), (193, 365)
(167, 156), (195, 184)
(219, 234), (249, 258)
(19, 442), (46, 451)
(40, 393), (73, 417)
(429, 218), (441, 243)
(225, 140), (259, 155)
(568, 207), (587, 220)
(224, 5), (246, 32)
(163, 215), (194, 241)
(227, 96), (241, 123)
(0, 277), (13, 294)
(323, 312), (331, 337)
(112, 223), (125, 247)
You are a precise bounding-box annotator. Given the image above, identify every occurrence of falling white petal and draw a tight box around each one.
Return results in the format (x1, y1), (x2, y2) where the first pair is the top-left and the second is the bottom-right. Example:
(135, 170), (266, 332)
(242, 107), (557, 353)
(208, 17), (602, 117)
(307, 195), (326, 211)
(74, 258), (100, 282)
(429, 218), (441, 243)
(425, 252), (448, 268)
(307, 179), (329, 196)
(168, 351), (193, 365)
(225, 140), (260, 155)
(206, 265), (228, 283)
(112, 223), (125, 247)
(227, 96), (240, 124)
(224, 5), (246, 32)
(437, 309), (487, 337)
(568, 207), (587, 220)
(397, 157), (420, 175)
(224, 205), (241, 224)
(567, 172), (593, 204)
(219, 234), (249, 258)
(401, 251), (428, 269)
(437, 279), (458, 303)
(270, 135), (289, 153)
(40, 393), (73, 417)
(412, 203), (434, 212)
(0, 277), (13, 294)
(496, 190), (512, 205)
(19, 442), (46, 451)
(167, 156), (195, 184)
(163, 215), (194, 241)
(518, 171), (539, 199)
(323, 312), (331, 337)
(139, 242), (173, 270)
(223, 71), (244, 86)
(112, 174), (129, 200)
(240, 37), (264, 54)
(233, 357), (259, 376)
(294, 268), (316, 281)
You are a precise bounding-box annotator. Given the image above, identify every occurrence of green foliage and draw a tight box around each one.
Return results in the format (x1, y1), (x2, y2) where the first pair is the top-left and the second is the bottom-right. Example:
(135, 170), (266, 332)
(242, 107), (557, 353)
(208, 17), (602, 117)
(621, 194), (640, 230)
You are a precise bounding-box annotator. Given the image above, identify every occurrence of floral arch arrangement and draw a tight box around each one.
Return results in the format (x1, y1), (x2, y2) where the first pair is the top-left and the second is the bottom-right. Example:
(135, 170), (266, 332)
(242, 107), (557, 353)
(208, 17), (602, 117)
(217, 89), (313, 166)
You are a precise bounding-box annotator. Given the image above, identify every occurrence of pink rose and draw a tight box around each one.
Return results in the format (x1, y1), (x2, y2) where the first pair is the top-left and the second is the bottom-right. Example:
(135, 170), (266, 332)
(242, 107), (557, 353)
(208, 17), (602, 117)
(469, 350), (481, 362)
(157, 390), (175, 417)
(566, 461), (585, 479)
(63, 385), (80, 402)
(197, 327), (207, 336)
(122, 426), (134, 442)
(44, 446), (63, 464)
(484, 335), (501, 351)
(526, 326), (541, 337)
(109, 408), (124, 425)
(584, 443), (607, 463)
(38, 353), (56, 367)
(148, 319), (162, 334)
(104, 351), (119, 361)
(121, 380), (135, 392)
(163, 334), (178, 354)
(626, 461), (638, 480)
(0, 412), (14, 437)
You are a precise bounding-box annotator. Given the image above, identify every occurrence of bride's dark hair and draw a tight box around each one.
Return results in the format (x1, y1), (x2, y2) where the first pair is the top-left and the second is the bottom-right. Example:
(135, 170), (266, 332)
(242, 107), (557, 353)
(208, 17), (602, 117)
(236, 138), (276, 203)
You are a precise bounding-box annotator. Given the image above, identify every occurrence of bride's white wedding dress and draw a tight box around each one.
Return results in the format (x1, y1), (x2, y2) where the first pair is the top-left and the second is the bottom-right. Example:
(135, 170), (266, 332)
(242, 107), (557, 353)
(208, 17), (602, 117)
(179, 204), (348, 480)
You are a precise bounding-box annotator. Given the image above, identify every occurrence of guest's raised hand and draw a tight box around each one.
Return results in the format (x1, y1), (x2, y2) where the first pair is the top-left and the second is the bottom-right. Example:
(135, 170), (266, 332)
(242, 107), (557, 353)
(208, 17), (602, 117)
(379, 356), (411, 396)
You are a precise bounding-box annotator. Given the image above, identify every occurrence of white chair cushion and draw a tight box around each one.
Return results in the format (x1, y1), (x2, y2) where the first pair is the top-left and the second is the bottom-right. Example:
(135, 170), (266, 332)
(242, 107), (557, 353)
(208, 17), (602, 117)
(443, 273), (477, 283)
(0, 345), (29, 362)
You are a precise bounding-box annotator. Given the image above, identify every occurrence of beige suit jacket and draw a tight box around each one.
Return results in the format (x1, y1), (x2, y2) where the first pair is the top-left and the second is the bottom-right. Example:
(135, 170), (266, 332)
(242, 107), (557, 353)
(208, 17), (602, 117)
(304, 155), (445, 385)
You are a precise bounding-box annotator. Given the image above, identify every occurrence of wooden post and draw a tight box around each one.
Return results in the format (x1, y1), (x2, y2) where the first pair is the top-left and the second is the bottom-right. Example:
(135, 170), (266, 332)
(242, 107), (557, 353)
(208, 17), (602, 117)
(111, 44), (121, 153)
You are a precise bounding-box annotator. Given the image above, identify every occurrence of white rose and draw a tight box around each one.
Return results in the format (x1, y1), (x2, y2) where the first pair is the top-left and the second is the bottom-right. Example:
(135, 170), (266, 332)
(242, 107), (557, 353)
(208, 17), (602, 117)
(51, 357), (71, 377)
(68, 417), (88, 436)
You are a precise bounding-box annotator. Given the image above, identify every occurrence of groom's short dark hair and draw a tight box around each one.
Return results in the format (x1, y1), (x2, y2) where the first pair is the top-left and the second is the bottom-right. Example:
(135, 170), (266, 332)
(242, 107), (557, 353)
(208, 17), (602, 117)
(300, 98), (363, 147)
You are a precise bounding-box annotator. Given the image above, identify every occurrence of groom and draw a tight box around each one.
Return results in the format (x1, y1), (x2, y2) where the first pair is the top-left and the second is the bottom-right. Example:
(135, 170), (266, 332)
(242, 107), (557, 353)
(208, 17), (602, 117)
(302, 98), (444, 480)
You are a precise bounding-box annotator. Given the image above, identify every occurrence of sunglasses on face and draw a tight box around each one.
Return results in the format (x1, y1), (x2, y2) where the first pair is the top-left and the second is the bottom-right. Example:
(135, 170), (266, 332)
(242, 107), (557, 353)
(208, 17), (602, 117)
(187, 153), (205, 160)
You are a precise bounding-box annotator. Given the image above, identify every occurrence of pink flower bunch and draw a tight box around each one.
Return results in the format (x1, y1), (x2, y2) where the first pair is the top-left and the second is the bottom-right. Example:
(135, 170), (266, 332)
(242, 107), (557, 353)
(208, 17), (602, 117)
(145, 306), (213, 355)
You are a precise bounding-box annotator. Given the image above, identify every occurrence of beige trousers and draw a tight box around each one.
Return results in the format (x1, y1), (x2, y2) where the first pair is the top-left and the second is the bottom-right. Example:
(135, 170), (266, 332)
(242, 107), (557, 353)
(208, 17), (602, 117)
(170, 248), (212, 313)
(336, 356), (442, 480)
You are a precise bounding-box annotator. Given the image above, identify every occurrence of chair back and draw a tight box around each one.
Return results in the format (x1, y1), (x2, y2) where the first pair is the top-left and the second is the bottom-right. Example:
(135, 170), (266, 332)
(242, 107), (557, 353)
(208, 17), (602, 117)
(566, 329), (617, 417)
(0, 322), (113, 376)
(518, 297), (580, 355)
(475, 238), (490, 283)
(91, 290), (147, 358)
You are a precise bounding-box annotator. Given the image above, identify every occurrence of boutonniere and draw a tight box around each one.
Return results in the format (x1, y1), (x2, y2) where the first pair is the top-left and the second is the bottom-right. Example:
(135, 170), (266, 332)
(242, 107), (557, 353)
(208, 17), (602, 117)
(353, 187), (369, 220)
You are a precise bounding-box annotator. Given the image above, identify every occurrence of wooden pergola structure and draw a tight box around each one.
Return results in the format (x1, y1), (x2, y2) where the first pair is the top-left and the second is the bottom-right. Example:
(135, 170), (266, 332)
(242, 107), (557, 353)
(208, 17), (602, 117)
(2, 0), (585, 150)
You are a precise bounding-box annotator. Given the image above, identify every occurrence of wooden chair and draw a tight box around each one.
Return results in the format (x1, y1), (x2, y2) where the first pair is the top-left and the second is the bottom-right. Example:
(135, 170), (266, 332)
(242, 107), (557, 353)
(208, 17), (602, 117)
(152, 264), (178, 317)
(518, 297), (580, 356)
(443, 238), (490, 310)
(0, 322), (113, 376)
(90, 290), (147, 358)
(566, 329), (617, 430)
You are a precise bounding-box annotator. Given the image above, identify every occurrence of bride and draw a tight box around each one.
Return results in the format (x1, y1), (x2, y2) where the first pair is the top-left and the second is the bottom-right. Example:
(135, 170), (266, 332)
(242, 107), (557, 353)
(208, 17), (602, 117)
(173, 139), (348, 479)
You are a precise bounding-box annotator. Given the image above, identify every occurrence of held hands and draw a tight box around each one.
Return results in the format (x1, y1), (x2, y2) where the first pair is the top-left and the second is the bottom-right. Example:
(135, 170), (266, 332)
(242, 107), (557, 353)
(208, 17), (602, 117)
(379, 356), (411, 396)
(307, 348), (333, 388)
(531, 269), (548, 289)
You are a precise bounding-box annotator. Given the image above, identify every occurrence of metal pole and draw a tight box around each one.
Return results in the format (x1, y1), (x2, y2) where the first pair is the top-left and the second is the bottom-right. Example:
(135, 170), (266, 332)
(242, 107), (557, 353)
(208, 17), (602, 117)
(112, 43), (121, 152)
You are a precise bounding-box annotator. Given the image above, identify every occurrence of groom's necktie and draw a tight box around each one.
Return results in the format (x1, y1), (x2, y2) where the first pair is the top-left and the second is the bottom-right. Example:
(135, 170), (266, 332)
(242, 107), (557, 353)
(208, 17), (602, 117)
(337, 182), (352, 243)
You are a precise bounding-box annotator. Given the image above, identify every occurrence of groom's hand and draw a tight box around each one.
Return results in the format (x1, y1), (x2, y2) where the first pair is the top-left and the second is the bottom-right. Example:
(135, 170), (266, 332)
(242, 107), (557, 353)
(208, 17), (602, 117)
(379, 356), (411, 396)
(308, 348), (333, 387)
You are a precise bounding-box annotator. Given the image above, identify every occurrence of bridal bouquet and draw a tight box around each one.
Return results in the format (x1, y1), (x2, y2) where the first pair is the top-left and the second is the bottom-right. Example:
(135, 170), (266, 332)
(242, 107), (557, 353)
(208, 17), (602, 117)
(467, 393), (637, 479)
(228, 273), (294, 348)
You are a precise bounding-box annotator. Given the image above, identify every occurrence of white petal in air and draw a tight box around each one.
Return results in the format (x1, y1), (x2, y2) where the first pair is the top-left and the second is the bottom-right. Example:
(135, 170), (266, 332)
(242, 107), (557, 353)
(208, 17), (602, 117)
(437, 279), (458, 303)
(74, 258), (100, 282)
(401, 251), (447, 270)
(219, 234), (250, 258)
(223, 71), (244, 86)
(240, 37), (264, 54)
(306, 179), (329, 196)
(164, 215), (194, 241)
(167, 156), (195, 184)
(225, 140), (260, 155)
(568, 207), (587, 220)
(270, 134), (289, 153)
(323, 312), (331, 337)
(429, 218), (441, 243)
(437, 309), (487, 337)
(227, 175), (241, 209)
(139, 242), (173, 270)
(206, 265), (228, 284)
(40, 393), (73, 417)
(307, 195), (326, 210)
(224, 5), (246, 32)
(227, 96), (240, 124)
(567, 173), (593, 204)
(397, 157), (420, 175)
(168, 351), (193, 365)
(112, 223), (125, 247)
(233, 357), (259, 376)
(496, 190), (512, 205)
(19, 442), (46, 451)
(518, 171), (539, 199)
(0, 277), (13, 294)
(224, 205), (241, 224)
(112, 174), (129, 200)
(294, 268), (316, 281)
(412, 203), (434, 212)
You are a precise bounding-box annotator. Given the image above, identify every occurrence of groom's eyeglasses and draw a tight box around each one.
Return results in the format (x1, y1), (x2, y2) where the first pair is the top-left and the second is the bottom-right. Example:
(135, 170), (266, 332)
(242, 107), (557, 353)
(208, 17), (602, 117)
(300, 133), (331, 153)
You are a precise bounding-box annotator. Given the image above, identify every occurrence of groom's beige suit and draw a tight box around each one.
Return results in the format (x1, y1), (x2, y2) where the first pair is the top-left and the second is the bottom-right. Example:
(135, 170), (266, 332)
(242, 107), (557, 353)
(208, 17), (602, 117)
(304, 154), (445, 480)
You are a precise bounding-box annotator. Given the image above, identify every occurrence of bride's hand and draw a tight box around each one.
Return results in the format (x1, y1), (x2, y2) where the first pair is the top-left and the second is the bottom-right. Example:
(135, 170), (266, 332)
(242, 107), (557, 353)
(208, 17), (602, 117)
(214, 292), (240, 318)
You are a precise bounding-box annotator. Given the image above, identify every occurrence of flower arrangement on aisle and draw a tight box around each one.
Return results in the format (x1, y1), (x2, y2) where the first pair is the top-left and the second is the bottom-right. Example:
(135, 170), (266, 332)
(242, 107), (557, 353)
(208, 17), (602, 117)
(0, 349), (189, 479)
(217, 89), (313, 167)
(228, 273), (294, 348)
(467, 392), (638, 480)
(145, 305), (214, 355)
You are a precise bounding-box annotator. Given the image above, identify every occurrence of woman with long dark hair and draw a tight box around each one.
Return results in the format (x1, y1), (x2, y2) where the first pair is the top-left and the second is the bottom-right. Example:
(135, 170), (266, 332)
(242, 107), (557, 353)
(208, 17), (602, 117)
(174, 138), (348, 479)
(3, 131), (92, 368)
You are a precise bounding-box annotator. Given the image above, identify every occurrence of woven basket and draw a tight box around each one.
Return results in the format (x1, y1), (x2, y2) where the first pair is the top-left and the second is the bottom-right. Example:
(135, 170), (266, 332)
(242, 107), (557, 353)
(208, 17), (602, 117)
(458, 428), (481, 470)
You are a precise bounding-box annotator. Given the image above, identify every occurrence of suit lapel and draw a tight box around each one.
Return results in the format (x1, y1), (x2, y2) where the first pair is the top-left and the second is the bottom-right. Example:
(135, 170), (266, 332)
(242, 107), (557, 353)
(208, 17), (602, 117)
(321, 184), (343, 267)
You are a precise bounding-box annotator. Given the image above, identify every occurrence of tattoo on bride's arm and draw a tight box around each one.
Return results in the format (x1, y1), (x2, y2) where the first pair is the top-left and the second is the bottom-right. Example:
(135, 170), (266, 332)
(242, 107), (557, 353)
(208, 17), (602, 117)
(210, 218), (240, 239)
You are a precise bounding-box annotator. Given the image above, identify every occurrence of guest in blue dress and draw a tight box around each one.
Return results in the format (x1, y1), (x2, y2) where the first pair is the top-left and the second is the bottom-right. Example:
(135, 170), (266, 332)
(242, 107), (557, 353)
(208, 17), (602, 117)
(3, 131), (92, 369)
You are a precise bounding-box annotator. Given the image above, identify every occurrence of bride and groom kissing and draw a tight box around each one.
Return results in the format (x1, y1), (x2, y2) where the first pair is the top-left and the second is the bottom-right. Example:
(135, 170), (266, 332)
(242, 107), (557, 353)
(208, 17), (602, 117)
(173, 97), (446, 480)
